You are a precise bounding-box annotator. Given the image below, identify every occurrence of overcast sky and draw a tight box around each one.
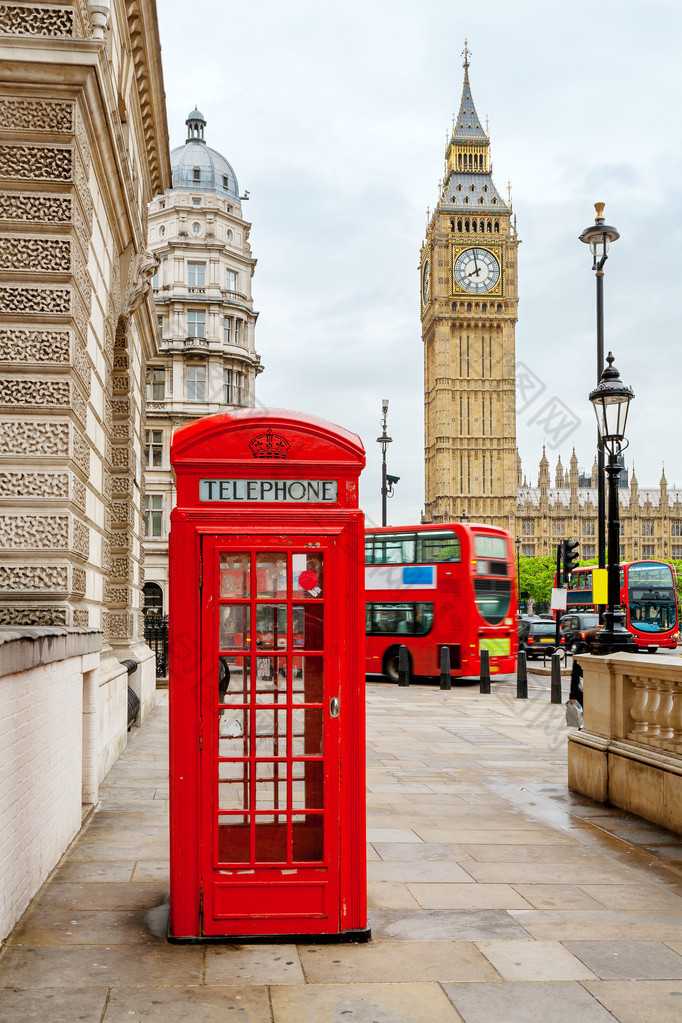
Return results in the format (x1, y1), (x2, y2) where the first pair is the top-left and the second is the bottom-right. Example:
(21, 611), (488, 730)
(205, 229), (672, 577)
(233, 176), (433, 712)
(157, 0), (682, 528)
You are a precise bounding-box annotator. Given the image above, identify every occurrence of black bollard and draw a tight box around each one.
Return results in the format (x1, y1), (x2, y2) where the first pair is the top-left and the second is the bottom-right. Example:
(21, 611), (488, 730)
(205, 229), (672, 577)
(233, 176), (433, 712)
(479, 648), (491, 694)
(439, 646), (452, 690)
(398, 644), (410, 687)
(516, 650), (528, 699)
(551, 650), (563, 704)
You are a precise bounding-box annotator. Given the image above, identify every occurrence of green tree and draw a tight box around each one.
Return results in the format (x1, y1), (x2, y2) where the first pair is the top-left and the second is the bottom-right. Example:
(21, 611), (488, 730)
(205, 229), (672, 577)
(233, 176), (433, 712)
(517, 555), (555, 608)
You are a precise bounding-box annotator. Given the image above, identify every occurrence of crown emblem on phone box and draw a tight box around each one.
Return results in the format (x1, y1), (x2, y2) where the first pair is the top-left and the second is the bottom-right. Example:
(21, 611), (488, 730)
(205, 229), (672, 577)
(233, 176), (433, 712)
(248, 429), (290, 459)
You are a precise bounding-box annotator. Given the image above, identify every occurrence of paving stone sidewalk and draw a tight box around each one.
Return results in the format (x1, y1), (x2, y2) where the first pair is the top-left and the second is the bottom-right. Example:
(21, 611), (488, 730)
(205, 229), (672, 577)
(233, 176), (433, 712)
(2, 682), (682, 1022)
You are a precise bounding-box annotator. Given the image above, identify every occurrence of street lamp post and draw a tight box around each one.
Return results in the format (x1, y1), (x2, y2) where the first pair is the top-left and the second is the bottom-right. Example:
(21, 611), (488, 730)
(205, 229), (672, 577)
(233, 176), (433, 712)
(579, 203), (620, 596)
(377, 399), (392, 528)
(588, 353), (638, 655)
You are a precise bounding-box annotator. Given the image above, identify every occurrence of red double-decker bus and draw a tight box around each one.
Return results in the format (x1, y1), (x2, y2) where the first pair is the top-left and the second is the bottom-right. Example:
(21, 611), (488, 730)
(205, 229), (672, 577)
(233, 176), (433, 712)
(365, 522), (518, 681)
(563, 560), (679, 652)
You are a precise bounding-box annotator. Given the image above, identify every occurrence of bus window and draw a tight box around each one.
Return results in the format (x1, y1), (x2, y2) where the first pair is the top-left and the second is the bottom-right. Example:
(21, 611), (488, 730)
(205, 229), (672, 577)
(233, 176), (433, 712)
(372, 535), (416, 565)
(417, 532), (460, 563)
(366, 602), (434, 636)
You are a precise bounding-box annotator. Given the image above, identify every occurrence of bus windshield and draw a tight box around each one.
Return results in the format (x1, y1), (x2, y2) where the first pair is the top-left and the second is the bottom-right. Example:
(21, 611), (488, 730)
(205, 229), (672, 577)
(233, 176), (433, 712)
(627, 562), (677, 633)
(474, 579), (512, 625)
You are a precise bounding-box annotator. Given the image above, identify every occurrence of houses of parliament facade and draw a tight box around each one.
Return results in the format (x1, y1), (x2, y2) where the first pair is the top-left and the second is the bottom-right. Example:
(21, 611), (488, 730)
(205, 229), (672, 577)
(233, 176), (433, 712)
(421, 49), (682, 563)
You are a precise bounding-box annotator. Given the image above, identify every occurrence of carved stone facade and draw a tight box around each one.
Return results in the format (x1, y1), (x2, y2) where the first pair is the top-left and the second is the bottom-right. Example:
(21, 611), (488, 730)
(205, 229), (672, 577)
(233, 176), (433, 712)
(516, 448), (682, 564)
(143, 110), (262, 614)
(0, 2), (170, 668)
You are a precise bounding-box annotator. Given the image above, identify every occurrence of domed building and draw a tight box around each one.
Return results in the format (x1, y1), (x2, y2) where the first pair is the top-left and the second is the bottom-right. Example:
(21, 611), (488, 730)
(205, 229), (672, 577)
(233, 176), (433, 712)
(143, 110), (263, 618)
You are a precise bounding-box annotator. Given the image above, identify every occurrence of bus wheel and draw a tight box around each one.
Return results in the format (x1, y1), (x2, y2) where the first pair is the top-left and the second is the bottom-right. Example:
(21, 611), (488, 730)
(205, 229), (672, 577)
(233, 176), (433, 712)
(383, 646), (409, 683)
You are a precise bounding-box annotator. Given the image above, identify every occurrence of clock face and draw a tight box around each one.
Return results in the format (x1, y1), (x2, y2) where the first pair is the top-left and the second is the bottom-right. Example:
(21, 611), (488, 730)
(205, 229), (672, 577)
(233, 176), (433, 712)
(453, 247), (500, 294)
(422, 259), (430, 305)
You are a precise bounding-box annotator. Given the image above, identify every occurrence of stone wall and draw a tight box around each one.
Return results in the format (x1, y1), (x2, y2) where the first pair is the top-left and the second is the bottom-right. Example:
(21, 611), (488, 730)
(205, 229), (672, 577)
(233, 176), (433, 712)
(568, 651), (682, 835)
(0, 626), (103, 944)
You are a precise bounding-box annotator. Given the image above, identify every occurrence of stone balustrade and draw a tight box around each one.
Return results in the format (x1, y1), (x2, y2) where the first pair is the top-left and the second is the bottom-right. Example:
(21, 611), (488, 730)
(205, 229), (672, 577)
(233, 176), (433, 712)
(568, 651), (682, 835)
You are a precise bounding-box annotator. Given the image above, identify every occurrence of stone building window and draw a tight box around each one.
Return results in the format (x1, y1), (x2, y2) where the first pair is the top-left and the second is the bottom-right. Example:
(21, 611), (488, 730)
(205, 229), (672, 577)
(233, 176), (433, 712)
(188, 262), (206, 288)
(672, 544), (682, 558)
(521, 520), (534, 535)
(235, 320), (241, 345)
(224, 369), (245, 406)
(521, 544), (535, 557)
(582, 521), (595, 536)
(144, 429), (164, 468)
(187, 310), (205, 338)
(672, 522), (682, 536)
(224, 316), (232, 344)
(186, 364), (206, 402)
(144, 495), (163, 539)
(642, 522), (654, 536)
(642, 544), (655, 558)
(143, 582), (163, 615)
(226, 269), (238, 292)
(552, 521), (564, 536)
(146, 366), (165, 401)
(583, 544), (596, 558)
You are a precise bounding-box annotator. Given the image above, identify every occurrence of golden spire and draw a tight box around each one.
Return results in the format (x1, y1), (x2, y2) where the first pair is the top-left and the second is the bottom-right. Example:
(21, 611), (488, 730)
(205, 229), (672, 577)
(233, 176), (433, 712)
(462, 39), (470, 68)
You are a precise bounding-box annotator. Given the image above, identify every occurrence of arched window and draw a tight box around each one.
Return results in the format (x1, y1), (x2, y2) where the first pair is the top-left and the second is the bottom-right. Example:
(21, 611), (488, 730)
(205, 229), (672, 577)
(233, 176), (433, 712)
(494, 221), (499, 232)
(143, 582), (164, 615)
(480, 220), (485, 231)
(466, 302), (472, 312)
(472, 220), (477, 231)
(496, 303), (503, 312)
(457, 183), (463, 192)
(457, 219), (462, 231)
(474, 154), (478, 169)
(481, 303), (487, 312)
(465, 219), (469, 231)
(487, 220), (492, 232)
(470, 184), (475, 191)
(458, 154), (462, 169)
(479, 197), (485, 204)
(450, 218), (455, 232)
(483, 184), (488, 193)
(464, 196), (469, 204)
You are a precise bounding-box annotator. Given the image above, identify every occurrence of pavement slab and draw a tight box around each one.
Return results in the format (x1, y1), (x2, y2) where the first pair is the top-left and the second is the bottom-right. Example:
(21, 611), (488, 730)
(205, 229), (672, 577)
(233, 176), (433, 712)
(564, 940), (682, 980)
(298, 940), (499, 984)
(102, 986), (273, 1022)
(442, 980), (617, 1023)
(205, 944), (304, 984)
(474, 939), (598, 981)
(270, 982), (463, 1022)
(582, 980), (682, 1023)
(0, 987), (109, 1023)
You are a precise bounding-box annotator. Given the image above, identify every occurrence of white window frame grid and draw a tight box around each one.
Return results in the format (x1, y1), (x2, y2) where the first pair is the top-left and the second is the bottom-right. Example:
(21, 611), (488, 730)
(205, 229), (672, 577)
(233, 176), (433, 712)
(144, 494), (163, 539)
(146, 366), (165, 401)
(186, 364), (206, 402)
(187, 309), (205, 338)
(145, 429), (164, 468)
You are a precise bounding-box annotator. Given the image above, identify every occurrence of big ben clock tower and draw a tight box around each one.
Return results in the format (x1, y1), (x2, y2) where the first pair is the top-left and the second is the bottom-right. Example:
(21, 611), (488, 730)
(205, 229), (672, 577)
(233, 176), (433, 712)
(422, 45), (519, 527)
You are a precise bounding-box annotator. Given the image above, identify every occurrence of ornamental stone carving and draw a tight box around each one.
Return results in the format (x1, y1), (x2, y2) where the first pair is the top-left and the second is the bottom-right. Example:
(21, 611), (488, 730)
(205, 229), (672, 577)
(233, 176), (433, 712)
(0, 514), (69, 549)
(0, 144), (73, 181)
(111, 475), (132, 497)
(0, 193), (72, 223)
(0, 236), (71, 272)
(0, 5), (74, 36)
(73, 432), (89, 473)
(0, 378), (71, 407)
(0, 286), (70, 314)
(0, 420), (69, 456)
(112, 423), (130, 441)
(0, 98), (74, 133)
(0, 565), (68, 591)
(73, 609), (89, 627)
(0, 328), (70, 363)
(106, 585), (131, 606)
(73, 519), (89, 558)
(72, 567), (86, 593)
(103, 610), (132, 640)
(0, 606), (68, 626)
(123, 249), (159, 316)
(112, 398), (129, 418)
(0, 471), (69, 499)
(101, 536), (111, 572)
(73, 477), (86, 510)
(111, 555), (133, 580)
(112, 501), (133, 525)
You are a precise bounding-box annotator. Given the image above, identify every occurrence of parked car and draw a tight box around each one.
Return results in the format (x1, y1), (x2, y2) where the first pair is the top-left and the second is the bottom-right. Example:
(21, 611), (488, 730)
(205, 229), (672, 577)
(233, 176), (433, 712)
(560, 613), (601, 654)
(517, 618), (563, 659)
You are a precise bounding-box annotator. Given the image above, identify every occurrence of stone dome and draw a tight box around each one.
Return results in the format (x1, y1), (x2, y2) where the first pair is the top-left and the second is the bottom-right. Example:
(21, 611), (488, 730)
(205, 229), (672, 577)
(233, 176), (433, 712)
(170, 109), (240, 200)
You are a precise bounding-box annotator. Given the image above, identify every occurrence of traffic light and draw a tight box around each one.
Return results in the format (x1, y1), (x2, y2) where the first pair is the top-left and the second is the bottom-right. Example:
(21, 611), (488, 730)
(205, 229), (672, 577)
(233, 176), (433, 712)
(562, 539), (580, 581)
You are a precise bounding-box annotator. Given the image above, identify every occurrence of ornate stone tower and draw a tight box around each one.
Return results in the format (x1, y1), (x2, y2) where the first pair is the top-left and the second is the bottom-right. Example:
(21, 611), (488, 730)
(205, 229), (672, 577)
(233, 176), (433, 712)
(422, 46), (519, 527)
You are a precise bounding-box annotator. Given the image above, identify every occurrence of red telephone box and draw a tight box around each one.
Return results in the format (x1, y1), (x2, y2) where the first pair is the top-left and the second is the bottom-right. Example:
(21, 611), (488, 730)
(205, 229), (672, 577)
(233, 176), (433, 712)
(168, 409), (369, 942)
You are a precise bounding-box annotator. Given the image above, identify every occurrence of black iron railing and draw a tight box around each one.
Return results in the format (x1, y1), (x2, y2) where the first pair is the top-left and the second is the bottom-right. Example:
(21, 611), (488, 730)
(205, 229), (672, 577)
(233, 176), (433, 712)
(144, 615), (168, 678)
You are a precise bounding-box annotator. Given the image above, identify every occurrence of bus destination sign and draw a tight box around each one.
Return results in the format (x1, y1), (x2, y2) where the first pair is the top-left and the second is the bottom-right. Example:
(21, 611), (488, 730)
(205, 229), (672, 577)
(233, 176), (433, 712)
(200, 478), (338, 503)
